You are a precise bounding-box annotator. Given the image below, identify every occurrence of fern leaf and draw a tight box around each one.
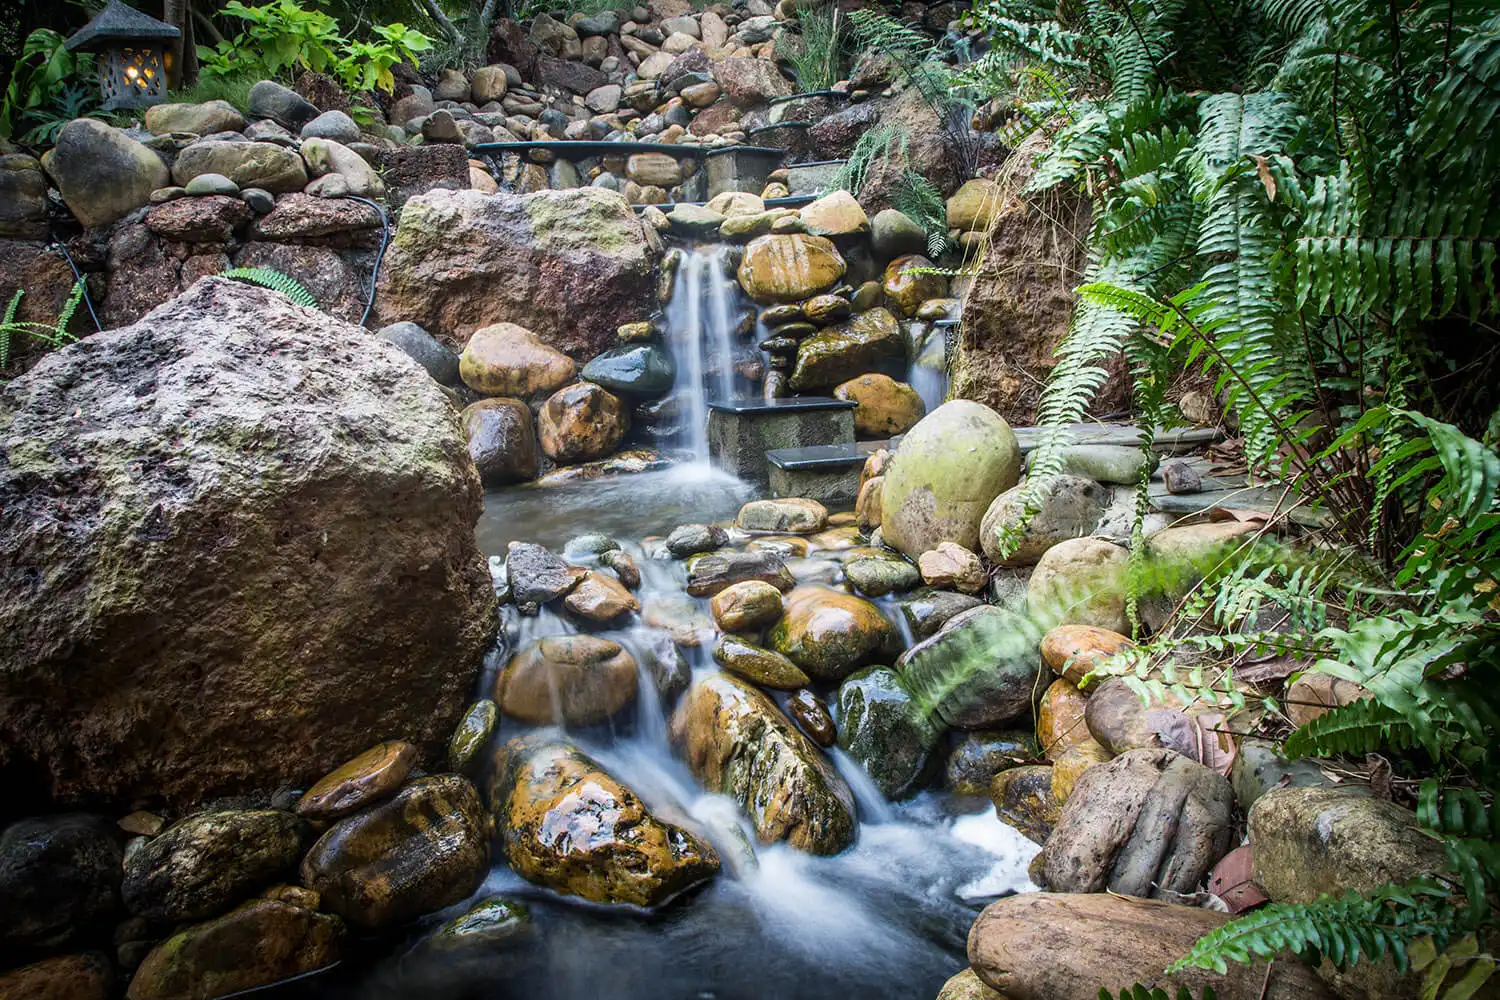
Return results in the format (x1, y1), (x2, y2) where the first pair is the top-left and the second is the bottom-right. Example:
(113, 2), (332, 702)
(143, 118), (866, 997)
(220, 267), (318, 309)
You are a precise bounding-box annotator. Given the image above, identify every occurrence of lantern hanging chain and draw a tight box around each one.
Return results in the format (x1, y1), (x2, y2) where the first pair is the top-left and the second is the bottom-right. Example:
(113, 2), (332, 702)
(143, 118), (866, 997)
(48, 241), (104, 333)
(337, 195), (390, 329)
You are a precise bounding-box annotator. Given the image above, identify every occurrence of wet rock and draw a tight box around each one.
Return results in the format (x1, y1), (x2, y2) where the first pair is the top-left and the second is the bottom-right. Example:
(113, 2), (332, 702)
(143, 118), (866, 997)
(798, 190), (869, 238)
(989, 764), (1059, 843)
(1083, 676), (1199, 756)
(896, 590), (984, 639)
(1040, 625), (1136, 691)
(640, 629), (692, 701)
(788, 308), (904, 391)
(918, 542), (986, 594)
(0, 953), (113, 1000)
(967, 892), (1335, 1000)
(300, 775), (488, 930)
(803, 293), (851, 325)
(1052, 444), (1158, 484)
(0, 815), (121, 953)
(947, 179), (1003, 233)
(870, 208), (927, 259)
(1036, 678), (1092, 760)
(737, 497), (828, 534)
(582, 343), (675, 396)
(1039, 748), (1233, 897)
(463, 398), (541, 486)
(1249, 787), (1446, 905)
(937, 968), (1005, 1000)
(787, 689), (836, 747)
(897, 606), (1041, 728)
(601, 548), (642, 588)
(539, 382), (630, 463)
(844, 554), (921, 597)
(126, 898), (342, 1000)
(644, 593), (715, 646)
(48, 120), (168, 228)
(0, 279), (494, 805)
(712, 56), (794, 106)
(122, 810), (303, 922)
(768, 586), (897, 682)
(563, 570), (641, 622)
(686, 549), (795, 596)
(667, 523), (729, 557)
(505, 541), (581, 606)
(672, 674), (856, 854)
(145, 100), (246, 136)
(427, 895), (531, 949)
(1026, 537), (1129, 632)
(448, 700), (499, 776)
(979, 475), (1109, 567)
(837, 666), (943, 799)
(946, 730), (1037, 795)
(1050, 739), (1113, 805)
(497, 635), (638, 725)
(171, 140), (308, 194)
(882, 254), (946, 318)
(737, 233), (846, 303)
(490, 733), (720, 906)
(460, 322), (577, 398)
(373, 189), (660, 358)
(709, 580), (784, 632)
(379, 321), (461, 385)
(714, 634), (810, 689)
(833, 373), (925, 437)
(248, 79), (320, 130)
(298, 742), (418, 821)
(881, 401), (1022, 558)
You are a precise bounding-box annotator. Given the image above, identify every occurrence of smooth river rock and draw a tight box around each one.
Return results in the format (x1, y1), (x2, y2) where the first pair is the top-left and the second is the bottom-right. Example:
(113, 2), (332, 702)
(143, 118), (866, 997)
(0, 278), (495, 805)
(837, 666), (943, 799)
(300, 775), (489, 930)
(496, 635), (638, 725)
(709, 580), (784, 632)
(122, 810), (304, 922)
(297, 741), (418, 820)
(1026, 537), (1130, 632)
(0, 815), (121, 953)
(880, 401), (1022, 558)
(672, 674), (856, 854)
(462, 398), (540, 486)
(979, 475), (1110, 567)
(768, 586), (898, 682)
(490, 733), (720, 907)
(539, 382), (629, 463)
(897, 605), (1043, 729)
(48, 120), (169, 228)
(460, 322), (576, 397)
(788, 308), (905, 392)
(736, 234), (846, 303)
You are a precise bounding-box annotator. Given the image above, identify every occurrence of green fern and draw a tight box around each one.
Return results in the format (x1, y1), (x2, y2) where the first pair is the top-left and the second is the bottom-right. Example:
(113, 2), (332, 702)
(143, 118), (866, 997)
(0, 281), (84, 371)
(1099, 988), (1217, 1000)
(829, 123), (910, 196)
(889, 171), (952, 258)
(219, 268), (318, 309)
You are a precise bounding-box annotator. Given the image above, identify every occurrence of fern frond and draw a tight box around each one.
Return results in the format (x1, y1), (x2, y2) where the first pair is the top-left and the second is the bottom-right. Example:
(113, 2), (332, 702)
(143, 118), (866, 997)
(1282, 696), (1422, 758)
(220, 267), (318, 308)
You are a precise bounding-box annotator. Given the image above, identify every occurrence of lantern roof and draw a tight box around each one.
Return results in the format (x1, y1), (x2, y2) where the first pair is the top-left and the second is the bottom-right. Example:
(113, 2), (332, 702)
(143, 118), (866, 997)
(65, 0), (180, 53)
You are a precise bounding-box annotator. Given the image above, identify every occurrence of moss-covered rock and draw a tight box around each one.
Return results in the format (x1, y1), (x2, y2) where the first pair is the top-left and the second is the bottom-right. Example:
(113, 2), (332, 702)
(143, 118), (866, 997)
(788, 309), (904, 391)
(768, 586), (898, 682)
(713, 634), (810, 690)
(836, 666), (944, 799)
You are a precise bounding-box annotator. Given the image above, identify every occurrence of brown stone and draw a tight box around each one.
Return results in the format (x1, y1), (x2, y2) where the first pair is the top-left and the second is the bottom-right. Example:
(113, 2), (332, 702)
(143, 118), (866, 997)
(460, 322), (576, 397)
(711, 56), (794, 106)
(299, 775), (488, 931)
(231, 241), (371, 324)
(249, 193), (382, 244)
(833, 373), (926, 437)
(855, 476), (883, 532)
(538, 382), (629, 463)
(1035, 678), (1091, 761)
(882, 254), (946, 317)
(0, 953), (112, 1000)
(1040, 625), (1136, 691)
(988, 764), (1058, 844)
(968, 892), (1334, 1000)
(1050, 739), (1112, 804)
(145, 195), (252, 243)
(496, 635), (638, 725)
(297, 741), (418, 820)
(713, 634), (810, 689)
(767, 585), (898, 682)
(736, 497), (828, 534)
(490, 734), (720, 907)
(736, 234), (846, 303)
(563, 570), (641, 622)
(917, 542), (986, 594)
(709, 580), (784, 632)
(462, 397), (540, 486)
(786, 688), (836, 747)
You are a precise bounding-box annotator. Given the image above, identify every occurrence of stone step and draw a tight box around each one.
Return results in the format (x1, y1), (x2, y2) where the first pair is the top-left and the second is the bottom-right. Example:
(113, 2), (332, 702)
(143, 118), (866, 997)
(766, 439), (889, 471)
(707, 396), (857, 415)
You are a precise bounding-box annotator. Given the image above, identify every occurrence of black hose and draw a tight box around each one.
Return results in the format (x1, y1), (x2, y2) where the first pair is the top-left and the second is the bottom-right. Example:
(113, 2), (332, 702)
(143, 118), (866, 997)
(48, 240), (104, 333)
(339, 194), (391, 329)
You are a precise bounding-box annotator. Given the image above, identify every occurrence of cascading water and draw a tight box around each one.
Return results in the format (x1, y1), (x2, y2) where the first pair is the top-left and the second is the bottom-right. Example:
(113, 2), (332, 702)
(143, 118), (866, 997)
(663, 246), (747, 465)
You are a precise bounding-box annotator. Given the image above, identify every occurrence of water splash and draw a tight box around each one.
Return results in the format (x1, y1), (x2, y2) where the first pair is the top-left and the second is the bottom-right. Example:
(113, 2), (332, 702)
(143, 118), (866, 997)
(664, 246), (747, 465)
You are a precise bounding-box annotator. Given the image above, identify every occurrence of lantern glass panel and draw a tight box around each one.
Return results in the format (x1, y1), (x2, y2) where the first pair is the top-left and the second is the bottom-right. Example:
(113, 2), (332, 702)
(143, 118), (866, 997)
(99, 44), (168, 110)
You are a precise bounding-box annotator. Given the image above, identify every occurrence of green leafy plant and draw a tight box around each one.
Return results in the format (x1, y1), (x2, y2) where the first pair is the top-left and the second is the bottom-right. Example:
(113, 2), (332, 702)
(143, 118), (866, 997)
(0, 282), (85, 371)
(220, 268), (318, 308)
(1, 28), (93, 140)
(18, 83), (107, 145)
(889, 170), (953, 258)
(1100, 987), (1217, 1000)
(198, 1), (432, 95)
(777, 6), (849, 92)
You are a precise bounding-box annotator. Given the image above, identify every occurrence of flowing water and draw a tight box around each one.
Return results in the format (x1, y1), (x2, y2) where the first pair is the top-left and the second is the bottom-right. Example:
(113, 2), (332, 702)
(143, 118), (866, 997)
(663, 247), (747, 462)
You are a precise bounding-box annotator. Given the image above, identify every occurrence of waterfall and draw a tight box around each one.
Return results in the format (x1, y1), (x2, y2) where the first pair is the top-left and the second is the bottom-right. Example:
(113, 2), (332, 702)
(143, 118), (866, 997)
(664, 246), (746, 465)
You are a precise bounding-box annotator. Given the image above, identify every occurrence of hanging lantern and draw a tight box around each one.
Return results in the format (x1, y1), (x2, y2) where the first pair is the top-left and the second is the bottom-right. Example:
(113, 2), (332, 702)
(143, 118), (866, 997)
(65, 0), (181, 112)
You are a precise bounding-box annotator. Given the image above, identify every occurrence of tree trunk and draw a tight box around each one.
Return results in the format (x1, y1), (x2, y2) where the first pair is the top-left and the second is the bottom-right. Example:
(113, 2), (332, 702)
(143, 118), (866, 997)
(164, 0), (188, 88)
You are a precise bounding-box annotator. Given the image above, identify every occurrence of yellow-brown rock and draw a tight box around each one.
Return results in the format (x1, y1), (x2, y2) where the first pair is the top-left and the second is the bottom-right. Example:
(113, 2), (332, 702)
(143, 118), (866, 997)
(489, 733), (720, 906)
(988, 764), (1059, 844)
(1050, 739), (1112, 804)
(1036, 679), (1091, 760)
(833, 373), (926, 437)
(709, 580), (784, 632)
(563, 570), (641, 623)
(459, 322), (576, 397)
(0, 954), (112, 1000)
(538, 382), (629, 464)
(947, 178), (1004, 233)
(297, 741), (418, 820)
(713, 634), (810, 689)
(767, 586), (897, 681)
(937, 968), (1009, 1000)
(299, 774), (488, 930)
(737, 497), (828, 534)
(1040, 625), (1136, 691)
(496, 635), (638, 725)
(855, 475), (884, 532)
(918, 542), (987, 594)
(882, 254), (947, 318)
(736, 233), (846, 303)
(797, 189), (869, 237)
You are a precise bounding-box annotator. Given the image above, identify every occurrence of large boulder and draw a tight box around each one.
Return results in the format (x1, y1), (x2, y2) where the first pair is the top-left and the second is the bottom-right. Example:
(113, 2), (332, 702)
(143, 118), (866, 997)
(672, 673), (855, 854)
(45, 120), (168, 228)
(788, 308), (904, 391)
(300, 775), (489, 930)
(489, 733), (720, 907)
(880, 401), (1022, 558)
(1039, 748), (1234, 897)
(968, 892), (1334, 1000)
(373, 188), (661, 358)
(0, 279), (495, 806)
(0, 953), (113, 1000)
